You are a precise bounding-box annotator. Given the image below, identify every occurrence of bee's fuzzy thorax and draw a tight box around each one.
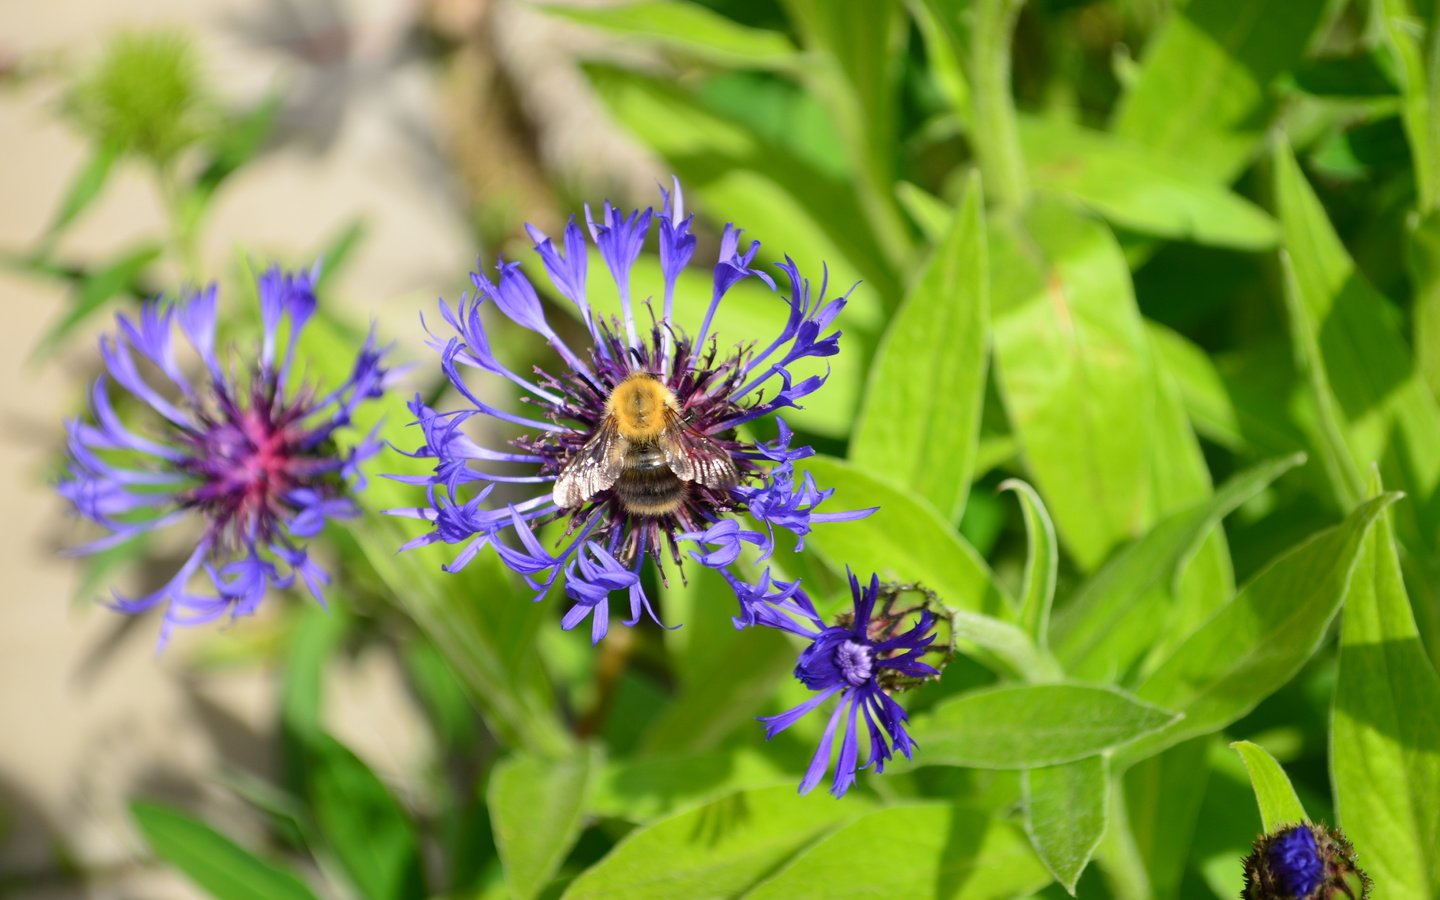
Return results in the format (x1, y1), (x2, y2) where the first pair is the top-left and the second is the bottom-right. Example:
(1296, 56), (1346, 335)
(605, 372), (678, 442)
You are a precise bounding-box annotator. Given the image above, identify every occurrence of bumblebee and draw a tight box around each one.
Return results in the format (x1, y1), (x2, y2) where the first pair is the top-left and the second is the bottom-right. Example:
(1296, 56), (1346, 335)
(553, 372), (738, 516)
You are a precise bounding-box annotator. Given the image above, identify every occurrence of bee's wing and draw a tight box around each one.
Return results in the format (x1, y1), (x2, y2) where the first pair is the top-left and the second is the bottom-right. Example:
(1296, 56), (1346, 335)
(553, 418), (628, 508)
(660, 416), (738, 491)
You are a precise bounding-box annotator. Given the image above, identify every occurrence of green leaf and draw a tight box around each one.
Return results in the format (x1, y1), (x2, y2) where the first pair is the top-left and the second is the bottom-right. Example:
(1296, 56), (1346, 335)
(1147, 323), (1308, 457)
(41, 144), (120, 242)
(34, 243), (161, 356)
(1273, 139), (1440, 515)
(131, 802), (317, 900)
(1023, 756), (1108, 895)
(311, 219), (368, 293)
(1051, 453), (1305, 681)
(564, 786), (872, 899)
(305, 733), (424, 900)
(346, 519), (573, 757)
(194, 92), (281, 197)
(797, 455), (1011, 616)
(1001, 479), (1059, 651)
(852, 170), (988, 521)
(1119, 492), (1399, 765)
(1382, 0), (1440, 210)
(1123, 738), (1213, 899)
(909, 684), (1179, 769)
(1111, 0), (1331, 182)
(1332, 470), (1440, 898)
(989, 199), (1213, 570)
(642, 564), (797, 755)
(490, 751), (594, 900)
(1411, 208), (1440, 404)
(747, 804), (1052, 899)
(1230, 741), (1308, 833)
(278, 604), (347, 788)
(540, 1), (798, 69)
(1020, 117), (1279, 249)
(782, 0), (912, 266)
(585, 64), (900, 308)
(588, 749), (791, 822)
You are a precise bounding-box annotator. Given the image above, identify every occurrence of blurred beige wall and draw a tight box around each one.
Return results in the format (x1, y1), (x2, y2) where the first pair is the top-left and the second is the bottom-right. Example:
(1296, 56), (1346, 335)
(0, 0), (470, 894)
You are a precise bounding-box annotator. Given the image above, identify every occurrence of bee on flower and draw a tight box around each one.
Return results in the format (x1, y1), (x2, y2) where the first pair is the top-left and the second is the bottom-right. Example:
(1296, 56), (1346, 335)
(389, 181), (871, 641)
(57, 266), (393, 644)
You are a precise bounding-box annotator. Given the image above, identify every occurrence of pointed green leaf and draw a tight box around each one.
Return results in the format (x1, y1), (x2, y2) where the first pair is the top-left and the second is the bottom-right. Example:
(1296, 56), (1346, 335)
(347, 519), (572, 757)
(1120, 493), (1399, 764)
(588, 748), (791, 822)
(853, 172), (987, 520)
(490, 751), (594, 900)
(1000, 479), (1058, 650)
(1274, 139), (1440, 518)
(42, 144), (120, 241)
(540, 1), (798, 69)
(989, 200), (1215, 570)
(796, 455), (1011, 616)
(564, 786), (872, 899)
(1024, 756), (1109, 895)
(34, 243), (161, 356)
(1230, 741), (1308, 833)
(1332, 470), (1440, 897)
(910, 684), (1179, 769)
(305, 733), (424, 900)
(1112, 0), (1330, 182)
(747, 804), (1052, 899)
(1020, 117), (1278, 249)
(1051, 453), (1304, 681)
(131, 802), (317, 900)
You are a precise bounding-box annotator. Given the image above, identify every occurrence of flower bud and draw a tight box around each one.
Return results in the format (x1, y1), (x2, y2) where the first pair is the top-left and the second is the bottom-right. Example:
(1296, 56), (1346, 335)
(1242, 823), (1370, 899)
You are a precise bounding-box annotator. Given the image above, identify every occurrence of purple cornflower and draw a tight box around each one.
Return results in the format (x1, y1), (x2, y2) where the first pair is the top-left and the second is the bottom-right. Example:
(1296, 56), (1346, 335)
(57, 266), (392, 643)
(751, 571), (941, 797)
(389, 181), (870, 642)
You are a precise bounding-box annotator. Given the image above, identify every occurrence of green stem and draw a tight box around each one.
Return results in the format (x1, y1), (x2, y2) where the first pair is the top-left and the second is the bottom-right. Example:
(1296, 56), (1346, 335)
(157, 167), (202, 280)
(1422, 7), (1440, 212)
(1095, 776), (1154, 900)
(969, 0), (1030, 212)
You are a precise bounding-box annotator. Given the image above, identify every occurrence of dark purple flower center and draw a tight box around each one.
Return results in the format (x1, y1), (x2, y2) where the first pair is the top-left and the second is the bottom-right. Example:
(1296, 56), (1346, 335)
(178, 378), (336, 549)
(836, 640), (874, 686)
(1268, 826), (1323, 897)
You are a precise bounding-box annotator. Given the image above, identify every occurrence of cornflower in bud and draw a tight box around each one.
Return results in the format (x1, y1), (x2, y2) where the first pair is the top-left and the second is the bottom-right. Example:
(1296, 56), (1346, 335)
(1242, 823), (1371, 899)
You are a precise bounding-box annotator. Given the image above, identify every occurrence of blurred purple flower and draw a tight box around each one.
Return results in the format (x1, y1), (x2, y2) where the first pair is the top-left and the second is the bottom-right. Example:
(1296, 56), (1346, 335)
(57, 265), (392, 644)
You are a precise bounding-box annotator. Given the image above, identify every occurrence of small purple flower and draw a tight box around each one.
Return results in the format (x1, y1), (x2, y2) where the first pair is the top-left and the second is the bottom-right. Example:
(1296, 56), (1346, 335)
(57, 265), (392, 644)
(755, 572), (941, 797)
(1267, 827), (1324, 897)
(389, 180), (872, 642)
(1242, 823), (1371, 899)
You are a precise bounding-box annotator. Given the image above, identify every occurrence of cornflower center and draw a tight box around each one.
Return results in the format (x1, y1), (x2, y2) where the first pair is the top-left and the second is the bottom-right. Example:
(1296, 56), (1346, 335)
(179, 379), (329, 548)
(836, 640), (874, 686)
